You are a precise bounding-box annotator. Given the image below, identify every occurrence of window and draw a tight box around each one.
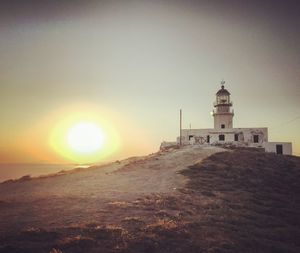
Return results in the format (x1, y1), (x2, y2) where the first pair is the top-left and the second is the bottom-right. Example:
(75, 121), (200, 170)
(221, 124), (225, 129)
(188, 135), (194, 140)
(207, 135), (210, 143)
(253, 135), (259, 143)
(234, 134), (239, 141)
(219, 134), (225, 141)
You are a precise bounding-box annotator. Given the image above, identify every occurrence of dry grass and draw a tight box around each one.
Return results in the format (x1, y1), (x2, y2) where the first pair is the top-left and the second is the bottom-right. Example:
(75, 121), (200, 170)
(0, 149), (300, 253)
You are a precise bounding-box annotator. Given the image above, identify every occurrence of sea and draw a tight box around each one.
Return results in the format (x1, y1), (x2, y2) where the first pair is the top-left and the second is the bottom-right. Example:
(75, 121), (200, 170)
(0, 163), (83, 183)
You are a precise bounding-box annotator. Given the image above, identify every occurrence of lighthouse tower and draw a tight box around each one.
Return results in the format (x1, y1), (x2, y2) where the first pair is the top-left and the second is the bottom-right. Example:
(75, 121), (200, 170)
(213, 81), (234, 129)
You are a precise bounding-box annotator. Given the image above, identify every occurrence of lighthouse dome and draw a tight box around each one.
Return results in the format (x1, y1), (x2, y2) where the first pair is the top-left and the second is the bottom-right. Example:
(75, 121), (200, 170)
(216, 84), (231, 96)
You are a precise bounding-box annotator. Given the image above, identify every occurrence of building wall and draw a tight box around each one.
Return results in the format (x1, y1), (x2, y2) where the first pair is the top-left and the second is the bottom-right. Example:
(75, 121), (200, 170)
(240, 127), (268, 144)
(180, 129), (211, 144)
(165, 129), (292, 156)
(262, 142), (292, 155)
(210, 132), (235, 143)
(180, 127), (268, 145)
(213, 113), (233, 129)
(160, 141), (177, 149)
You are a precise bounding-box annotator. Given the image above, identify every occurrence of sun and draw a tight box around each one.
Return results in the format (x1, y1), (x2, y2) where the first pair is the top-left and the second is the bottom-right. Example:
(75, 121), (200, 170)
(49, 106), (121, 164)
(67, 122), (105, 154)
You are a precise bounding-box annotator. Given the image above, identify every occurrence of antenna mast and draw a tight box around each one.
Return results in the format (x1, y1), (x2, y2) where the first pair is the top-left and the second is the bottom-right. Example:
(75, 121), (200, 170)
(180, 109), (182, 146)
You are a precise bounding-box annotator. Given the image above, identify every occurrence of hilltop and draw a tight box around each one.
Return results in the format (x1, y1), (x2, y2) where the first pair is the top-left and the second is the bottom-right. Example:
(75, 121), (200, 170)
(0, 146), (300, 253)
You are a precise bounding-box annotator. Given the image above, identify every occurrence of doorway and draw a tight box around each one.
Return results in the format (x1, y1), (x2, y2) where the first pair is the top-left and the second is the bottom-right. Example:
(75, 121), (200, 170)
(276, 144), (283, 155)
(234, 134), (238, 141)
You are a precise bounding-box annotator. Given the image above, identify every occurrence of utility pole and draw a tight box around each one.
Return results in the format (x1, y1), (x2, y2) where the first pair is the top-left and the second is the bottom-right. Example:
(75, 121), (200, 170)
(180, 109), (182, 146)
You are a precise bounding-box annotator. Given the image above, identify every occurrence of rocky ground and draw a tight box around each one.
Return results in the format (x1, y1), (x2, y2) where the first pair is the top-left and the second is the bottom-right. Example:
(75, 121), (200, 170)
(0, 146), (300, 253)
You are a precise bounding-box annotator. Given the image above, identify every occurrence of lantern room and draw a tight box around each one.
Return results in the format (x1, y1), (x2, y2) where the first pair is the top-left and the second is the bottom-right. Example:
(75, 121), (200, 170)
(216, 81), (232, 106)
(213, 80), (234, 129)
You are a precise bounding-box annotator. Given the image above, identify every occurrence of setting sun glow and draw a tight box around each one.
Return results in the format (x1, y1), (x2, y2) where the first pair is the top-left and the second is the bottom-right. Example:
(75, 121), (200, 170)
(48, 106), (121, 164)
(67, 122), (105, 154)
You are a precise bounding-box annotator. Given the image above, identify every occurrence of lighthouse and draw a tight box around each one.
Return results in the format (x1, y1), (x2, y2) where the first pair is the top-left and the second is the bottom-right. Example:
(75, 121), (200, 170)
(161, 79), (292, 155)
(213, 80), (234, 129)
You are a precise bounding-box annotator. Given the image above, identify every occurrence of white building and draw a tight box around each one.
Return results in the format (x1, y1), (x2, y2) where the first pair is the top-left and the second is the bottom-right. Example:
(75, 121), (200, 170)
(161, 81), (292, 155)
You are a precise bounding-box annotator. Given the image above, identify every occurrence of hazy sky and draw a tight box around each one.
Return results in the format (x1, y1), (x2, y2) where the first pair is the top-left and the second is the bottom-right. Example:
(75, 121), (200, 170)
(0, 0), (299, 163)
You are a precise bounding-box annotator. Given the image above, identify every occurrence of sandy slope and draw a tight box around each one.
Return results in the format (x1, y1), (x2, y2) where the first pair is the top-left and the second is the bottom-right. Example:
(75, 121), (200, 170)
(1, 147), (300, 253)
(0, 145), (223, 235)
